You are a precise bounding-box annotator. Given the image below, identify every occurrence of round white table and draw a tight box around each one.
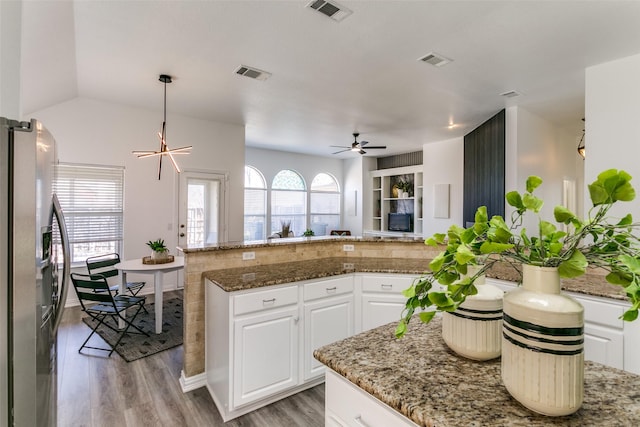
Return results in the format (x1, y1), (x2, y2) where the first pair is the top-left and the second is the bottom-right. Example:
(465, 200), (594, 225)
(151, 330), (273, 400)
(114, 256), (184, 334)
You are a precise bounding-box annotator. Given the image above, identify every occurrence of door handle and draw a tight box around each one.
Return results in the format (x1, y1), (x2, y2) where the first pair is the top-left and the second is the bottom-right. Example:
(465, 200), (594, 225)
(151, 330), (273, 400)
(180, 233), (185, 237)
(51, 194), (70, 331)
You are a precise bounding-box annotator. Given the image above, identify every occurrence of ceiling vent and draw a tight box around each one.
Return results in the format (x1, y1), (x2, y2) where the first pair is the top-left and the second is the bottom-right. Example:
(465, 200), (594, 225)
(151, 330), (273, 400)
(418, 52), (452, 67)
(500, 90), (522, 98)
(235, 65), (271, 81)
(306, 0), (352, 22)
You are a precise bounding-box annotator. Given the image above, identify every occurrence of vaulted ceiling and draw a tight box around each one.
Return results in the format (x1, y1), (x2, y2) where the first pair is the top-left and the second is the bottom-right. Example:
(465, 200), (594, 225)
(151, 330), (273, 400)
(20, 1), (640, 158)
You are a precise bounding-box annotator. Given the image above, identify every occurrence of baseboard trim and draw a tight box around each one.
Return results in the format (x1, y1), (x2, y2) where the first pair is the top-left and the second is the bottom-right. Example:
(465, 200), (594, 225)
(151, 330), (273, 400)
(180, 370), (207, 393)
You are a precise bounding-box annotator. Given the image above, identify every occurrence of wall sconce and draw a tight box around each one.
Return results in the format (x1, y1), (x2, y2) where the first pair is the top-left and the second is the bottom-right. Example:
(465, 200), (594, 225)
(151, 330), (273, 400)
(577, 118), (585, 159)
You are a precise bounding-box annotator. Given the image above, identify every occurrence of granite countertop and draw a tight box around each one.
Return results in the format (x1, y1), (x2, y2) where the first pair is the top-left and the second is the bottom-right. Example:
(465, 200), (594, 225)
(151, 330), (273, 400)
(202, 256), (629, 302)
(203, 257), (429, 292)
(314, 317), (640, 427)
(178, 235), (424, 253)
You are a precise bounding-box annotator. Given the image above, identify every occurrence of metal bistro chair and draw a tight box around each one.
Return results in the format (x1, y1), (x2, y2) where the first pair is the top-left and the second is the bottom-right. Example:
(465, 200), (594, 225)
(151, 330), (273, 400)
(71, 273), (149, 356)
(86, 253), (147, 313)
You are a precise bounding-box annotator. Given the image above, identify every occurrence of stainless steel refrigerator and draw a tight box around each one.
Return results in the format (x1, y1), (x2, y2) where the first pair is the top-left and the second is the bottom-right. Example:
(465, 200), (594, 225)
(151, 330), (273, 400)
(1, 117), (70, 426)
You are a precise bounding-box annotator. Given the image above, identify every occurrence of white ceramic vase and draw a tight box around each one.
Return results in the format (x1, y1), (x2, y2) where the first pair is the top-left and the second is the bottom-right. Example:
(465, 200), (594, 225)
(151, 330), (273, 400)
(441, 265), (503, 361)
(501, 264), (584, 416)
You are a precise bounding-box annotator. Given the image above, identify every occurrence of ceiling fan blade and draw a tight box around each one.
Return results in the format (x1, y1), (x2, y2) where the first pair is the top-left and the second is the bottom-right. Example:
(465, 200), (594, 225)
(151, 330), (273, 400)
(330, 145), (351, 149)
(360, 140), (369, 147)
(359, 149), (367, 155)
(332, 148), (351, 154)
(364, 145), (387, 149)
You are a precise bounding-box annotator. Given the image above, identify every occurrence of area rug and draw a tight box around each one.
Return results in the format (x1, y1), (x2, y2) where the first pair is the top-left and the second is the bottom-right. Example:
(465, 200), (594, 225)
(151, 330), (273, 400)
(82, 296), (183, 362)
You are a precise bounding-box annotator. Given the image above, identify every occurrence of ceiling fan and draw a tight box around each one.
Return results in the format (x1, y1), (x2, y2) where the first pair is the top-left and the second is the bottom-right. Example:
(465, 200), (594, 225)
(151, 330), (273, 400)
(331, 132), (387, 155)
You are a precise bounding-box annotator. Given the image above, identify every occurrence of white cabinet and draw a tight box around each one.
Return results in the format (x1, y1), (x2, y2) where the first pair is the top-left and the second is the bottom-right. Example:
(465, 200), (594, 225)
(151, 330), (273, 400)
(206, 281), (307, 421)
(303, 277), (354, 381)
(233, 304), (299, 407)
(572, 293), (625, 370)
(325, 369), (419, 427)
(367, 165), (423, 237)
(358, 274), (417, 331)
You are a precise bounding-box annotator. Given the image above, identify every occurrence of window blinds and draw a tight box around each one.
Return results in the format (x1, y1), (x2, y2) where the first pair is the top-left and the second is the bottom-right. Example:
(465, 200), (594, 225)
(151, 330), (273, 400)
(54, 164), (124, 245)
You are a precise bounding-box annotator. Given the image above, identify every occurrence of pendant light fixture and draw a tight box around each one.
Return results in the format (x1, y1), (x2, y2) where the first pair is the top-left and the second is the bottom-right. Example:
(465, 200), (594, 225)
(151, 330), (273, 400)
(133, 74), (192, 179)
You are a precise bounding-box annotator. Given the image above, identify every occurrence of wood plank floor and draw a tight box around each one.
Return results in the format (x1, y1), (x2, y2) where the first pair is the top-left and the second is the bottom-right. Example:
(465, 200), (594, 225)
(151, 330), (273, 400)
(57, 290), (325, 427)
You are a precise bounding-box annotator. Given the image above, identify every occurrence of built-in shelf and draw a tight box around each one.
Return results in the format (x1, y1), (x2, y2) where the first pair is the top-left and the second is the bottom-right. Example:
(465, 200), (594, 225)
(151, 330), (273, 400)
(368, 165), (423, 237)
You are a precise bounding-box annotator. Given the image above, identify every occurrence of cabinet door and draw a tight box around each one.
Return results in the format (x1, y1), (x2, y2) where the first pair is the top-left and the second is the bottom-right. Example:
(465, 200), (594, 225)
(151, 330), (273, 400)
(361, 294), (407, 331)
(304, 294), (354, 381)
(573, 294), (625, 370)
(233, 306), (299, 408)
(584, 323), (624, 369)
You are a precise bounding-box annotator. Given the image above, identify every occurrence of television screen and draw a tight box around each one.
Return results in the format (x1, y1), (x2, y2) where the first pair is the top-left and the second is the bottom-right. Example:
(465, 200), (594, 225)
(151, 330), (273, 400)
(388, 213), (413, 232)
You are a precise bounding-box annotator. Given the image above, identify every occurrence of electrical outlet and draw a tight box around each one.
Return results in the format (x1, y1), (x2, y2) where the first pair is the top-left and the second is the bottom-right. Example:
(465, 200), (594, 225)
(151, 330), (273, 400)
(242, 251), (256, 260)
(343, 263), (354, 270)
(343, 244), (354, 252)
(242, 273), (256, 281)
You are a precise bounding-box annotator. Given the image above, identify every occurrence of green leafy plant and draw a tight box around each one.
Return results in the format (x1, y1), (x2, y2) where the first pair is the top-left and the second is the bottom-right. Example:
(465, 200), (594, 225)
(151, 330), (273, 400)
(303, 229), (315, 237)
(395, 179), (413, 195)
(146, 238), (168, 253)
(396, 169), (640, 338)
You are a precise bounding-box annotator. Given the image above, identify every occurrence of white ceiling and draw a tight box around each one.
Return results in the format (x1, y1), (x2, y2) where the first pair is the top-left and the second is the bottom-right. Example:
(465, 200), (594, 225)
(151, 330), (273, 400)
(20, 0), (640, 158)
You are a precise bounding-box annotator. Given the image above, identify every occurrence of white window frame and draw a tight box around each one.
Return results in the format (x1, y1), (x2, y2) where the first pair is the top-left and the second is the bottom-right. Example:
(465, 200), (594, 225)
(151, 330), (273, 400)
(53, 163), (124, 266)
(270, 169), (307, 236)
(309, 172), (341, 236)
(244, 165), (267, 240)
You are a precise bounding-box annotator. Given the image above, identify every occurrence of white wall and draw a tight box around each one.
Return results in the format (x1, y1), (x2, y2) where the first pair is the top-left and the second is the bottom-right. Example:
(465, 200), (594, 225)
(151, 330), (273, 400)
(31, 97), (245, 297)
(422, 137), (464, 237)
(585, 53), (640, 219)
(245, 147), (345, 236)
(0, 0), (22, 118)
(508, 107), (583, 232)
(341, 156), (369, 236)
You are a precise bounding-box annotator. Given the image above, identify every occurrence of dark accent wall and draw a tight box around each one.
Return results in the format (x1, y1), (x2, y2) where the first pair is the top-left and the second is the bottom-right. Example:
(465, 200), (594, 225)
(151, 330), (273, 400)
(377, 151), (422, 170)
(463, 110), (505, 227)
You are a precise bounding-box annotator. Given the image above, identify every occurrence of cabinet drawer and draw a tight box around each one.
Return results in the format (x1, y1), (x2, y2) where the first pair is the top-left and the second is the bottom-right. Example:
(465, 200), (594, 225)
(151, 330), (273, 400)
(361, 274), (417, 293)
(234, 286), (298, 316)
(325, 370), (418, 427)
(577, 296), (625, 329)
(304, 277), (354, 302)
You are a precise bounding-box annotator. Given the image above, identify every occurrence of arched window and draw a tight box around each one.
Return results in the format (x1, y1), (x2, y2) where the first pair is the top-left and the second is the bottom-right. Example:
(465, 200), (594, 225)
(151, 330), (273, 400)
(309, 173), (340, 236)
(271, 169), (306, 237)
(244, 166), (267, 240)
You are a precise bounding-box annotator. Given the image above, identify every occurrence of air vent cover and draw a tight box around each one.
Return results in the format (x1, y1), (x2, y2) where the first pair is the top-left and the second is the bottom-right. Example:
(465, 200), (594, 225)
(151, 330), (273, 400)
(235, 65), (271, 81)
(418, 52), (452, 67)
(307, 0), (352, 21)
(500, 90), (522, 98)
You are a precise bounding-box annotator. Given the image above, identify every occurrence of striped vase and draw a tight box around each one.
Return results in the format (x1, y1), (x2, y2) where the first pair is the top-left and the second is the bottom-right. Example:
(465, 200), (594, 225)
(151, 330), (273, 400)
(501, 264), (584, 416)
(441, 266), (503, 360)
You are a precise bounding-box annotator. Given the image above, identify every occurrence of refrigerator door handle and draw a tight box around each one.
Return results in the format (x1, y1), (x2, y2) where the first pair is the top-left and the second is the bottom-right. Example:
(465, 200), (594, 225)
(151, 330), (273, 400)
(51, 193), (70, 331)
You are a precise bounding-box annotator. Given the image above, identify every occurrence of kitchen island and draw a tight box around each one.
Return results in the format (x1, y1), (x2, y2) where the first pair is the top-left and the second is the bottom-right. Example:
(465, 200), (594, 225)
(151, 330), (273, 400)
(179, 236), (635, 392)
(314, 316), (640, 427)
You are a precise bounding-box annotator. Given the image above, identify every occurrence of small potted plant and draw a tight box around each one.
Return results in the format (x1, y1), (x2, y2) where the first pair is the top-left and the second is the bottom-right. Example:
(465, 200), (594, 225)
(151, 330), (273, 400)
(303, 229), (315, 237)
(397, 169), (640, 416)
(280, 220), (292, 238)
(147, 238), (169, 261)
